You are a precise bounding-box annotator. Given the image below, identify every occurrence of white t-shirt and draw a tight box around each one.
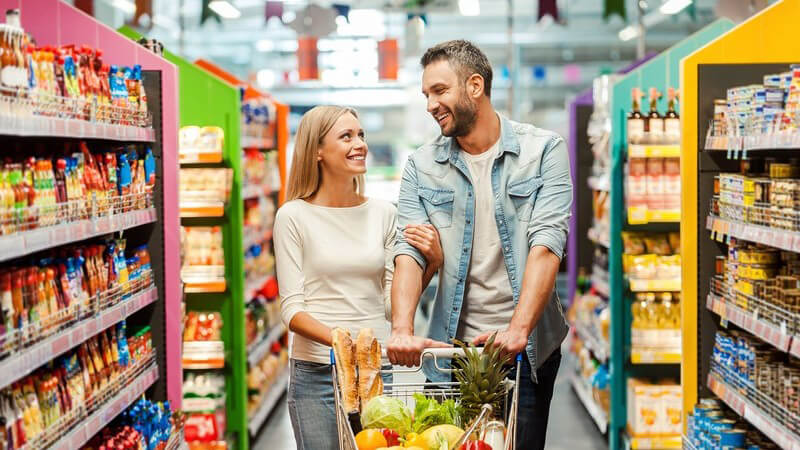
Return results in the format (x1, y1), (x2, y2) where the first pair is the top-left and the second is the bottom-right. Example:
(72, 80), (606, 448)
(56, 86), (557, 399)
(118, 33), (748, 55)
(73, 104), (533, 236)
(456, 139), (516, 341)
(274, 198), (395, 364)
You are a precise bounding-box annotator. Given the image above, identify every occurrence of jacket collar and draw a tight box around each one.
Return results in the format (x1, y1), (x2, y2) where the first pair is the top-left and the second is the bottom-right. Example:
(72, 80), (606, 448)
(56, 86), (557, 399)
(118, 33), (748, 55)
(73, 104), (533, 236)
(433, 113), (521, 164)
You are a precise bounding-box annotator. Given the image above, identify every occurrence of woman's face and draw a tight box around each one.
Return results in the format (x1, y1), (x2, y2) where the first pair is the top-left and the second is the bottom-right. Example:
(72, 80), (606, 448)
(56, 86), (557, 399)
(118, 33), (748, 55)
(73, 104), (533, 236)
(318, 112), (368, 178)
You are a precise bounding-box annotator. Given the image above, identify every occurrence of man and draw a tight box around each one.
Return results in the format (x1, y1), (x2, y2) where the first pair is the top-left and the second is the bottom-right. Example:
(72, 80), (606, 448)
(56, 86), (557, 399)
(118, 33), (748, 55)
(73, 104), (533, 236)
(387, 40), (571, 449)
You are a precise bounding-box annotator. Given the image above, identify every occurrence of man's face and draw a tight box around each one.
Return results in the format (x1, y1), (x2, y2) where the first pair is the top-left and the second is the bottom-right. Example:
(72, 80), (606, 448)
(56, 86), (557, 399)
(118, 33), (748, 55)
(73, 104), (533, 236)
(421, 60), (478, 137)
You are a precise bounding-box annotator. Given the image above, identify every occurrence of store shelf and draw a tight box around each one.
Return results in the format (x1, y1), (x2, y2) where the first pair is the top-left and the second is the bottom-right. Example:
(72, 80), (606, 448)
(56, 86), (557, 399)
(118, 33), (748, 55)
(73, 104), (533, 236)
(241, 136), (275, 150)
(0, 207), (156, 263)
(588, 227), (610, 248)
(628, 144), (681, 158)
(247, 325), (286, 366)
(628, 207), (681, 225)
(183, 341), (226, 369)
(707, 372), (800, 450)
(0, 113), (155, 142)
(0, 284), (158, 390)
(706, 292), (794, 355)
(244, 227), (272, 250)
(183, 279), (227, 293)
(570, 373), (608, 434)
(630, 349), (681, 364)
(242, 183), (267, 200)
(52, 362), (159, 450)
(575, 323), (609, 363)
(682, 435), (697, 450)
(623, 433), (681, 450)
(179, 148), (224, 164)
(628, 278), (681, 292)
(180, 201), (226, 218)
(588, 175), (610, 192)
(591, 269), (610, 298)
(705, 134), (800, 153)
(706, 214), (800, 252)
(245, 273), (272, 300)
(248, 368), (289, 435)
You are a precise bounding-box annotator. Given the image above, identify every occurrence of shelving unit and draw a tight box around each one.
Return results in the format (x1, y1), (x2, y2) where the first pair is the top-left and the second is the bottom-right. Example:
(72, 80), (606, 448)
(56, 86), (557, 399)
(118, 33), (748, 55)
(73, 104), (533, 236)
(247, 369), (290, 435)
(604, 20), (733, 450)
(680, 0), (800, 442)
(569, 372), (609, 434)
(0, 2), (183, 448)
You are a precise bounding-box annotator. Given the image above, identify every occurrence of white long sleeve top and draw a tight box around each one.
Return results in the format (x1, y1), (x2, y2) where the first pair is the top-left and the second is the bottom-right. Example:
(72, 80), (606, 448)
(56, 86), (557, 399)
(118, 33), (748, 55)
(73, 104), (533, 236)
(273, 198), (395, 364)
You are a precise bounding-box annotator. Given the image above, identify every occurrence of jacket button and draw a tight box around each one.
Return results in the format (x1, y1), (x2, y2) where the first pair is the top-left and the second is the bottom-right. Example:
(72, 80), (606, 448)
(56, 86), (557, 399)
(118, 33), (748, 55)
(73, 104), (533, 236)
(466, 219), (471, 224)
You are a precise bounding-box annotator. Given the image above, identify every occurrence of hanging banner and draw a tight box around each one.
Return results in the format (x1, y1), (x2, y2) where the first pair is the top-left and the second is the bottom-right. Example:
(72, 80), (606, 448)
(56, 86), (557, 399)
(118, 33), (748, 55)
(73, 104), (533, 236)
(75, 0), (93, 16)
(297, 37), (319, 80)
(132, 0), (152, 28)
(603, 0), (626, 20)
(538, 0), (559, 21)
(266, 1), (284, 23)
(378, 39), (399, 81)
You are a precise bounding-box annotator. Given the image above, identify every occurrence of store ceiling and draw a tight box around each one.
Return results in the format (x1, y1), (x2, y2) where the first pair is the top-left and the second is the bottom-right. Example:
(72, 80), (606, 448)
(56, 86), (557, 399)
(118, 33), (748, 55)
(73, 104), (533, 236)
(92, 0), (746, 108)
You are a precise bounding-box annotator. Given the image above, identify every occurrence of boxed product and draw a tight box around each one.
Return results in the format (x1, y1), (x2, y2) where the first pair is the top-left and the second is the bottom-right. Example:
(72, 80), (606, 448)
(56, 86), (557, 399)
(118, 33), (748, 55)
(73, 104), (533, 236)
(627, 378), (682, 437)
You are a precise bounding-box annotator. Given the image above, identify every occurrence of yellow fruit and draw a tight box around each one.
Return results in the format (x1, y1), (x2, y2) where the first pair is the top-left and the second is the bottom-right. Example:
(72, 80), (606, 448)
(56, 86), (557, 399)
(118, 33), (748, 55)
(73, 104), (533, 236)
(419, 424), (464, 448)
(356, 429), (388, 450)
(403, 432), (427, 448)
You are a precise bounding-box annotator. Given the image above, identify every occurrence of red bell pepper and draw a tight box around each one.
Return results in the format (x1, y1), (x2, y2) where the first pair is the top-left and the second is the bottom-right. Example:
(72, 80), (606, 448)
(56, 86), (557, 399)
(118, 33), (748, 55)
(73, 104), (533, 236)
(382, 428), (400, 446)
(459, 440), (493, 450)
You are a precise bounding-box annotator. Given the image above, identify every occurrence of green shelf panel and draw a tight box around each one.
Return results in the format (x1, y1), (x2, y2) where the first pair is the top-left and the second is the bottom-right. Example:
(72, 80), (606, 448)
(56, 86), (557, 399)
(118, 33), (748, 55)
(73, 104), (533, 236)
(606, 19), (734, 450)
(119, 27), (249, 450)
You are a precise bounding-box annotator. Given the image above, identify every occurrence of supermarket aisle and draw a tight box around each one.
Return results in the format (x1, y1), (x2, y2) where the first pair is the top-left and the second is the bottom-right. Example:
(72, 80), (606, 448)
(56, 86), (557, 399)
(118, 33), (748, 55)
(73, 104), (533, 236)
(253, 350), (607, 449)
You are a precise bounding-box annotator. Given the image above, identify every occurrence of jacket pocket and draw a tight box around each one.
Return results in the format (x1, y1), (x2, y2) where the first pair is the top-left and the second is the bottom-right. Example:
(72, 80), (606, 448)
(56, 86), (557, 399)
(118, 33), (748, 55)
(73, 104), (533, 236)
(508, 176), (543, 222)
(418, 186), (455, 228)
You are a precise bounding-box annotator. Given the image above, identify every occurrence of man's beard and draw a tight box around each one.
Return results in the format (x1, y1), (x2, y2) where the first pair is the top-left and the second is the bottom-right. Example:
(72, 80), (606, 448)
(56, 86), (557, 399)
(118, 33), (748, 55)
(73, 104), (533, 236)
(442, 91), (478, 138)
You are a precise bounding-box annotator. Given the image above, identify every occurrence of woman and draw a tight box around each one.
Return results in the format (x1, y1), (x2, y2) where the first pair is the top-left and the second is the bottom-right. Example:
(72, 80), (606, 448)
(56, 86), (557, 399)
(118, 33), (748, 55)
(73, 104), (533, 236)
(274, 105), (442, 450)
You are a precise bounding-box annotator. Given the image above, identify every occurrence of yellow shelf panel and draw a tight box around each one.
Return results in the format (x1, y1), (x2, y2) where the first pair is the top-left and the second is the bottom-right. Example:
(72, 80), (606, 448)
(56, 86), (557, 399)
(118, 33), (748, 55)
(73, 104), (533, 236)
(628, 207), (681, 225)
(180, 202), (225, 218)
(625, 434), (682, 450)
(629, 278), (681, 292)
(183, 279), (227, 293)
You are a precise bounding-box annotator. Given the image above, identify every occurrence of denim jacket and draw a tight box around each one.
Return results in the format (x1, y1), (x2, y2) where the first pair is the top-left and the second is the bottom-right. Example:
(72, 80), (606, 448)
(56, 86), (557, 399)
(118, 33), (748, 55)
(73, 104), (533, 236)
(394, 114), (571, 383)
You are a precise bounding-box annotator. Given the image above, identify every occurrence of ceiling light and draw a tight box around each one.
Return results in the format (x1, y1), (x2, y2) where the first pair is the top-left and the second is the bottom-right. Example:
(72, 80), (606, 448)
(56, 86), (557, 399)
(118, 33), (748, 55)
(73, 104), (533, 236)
(618, 25), (641, 41)
(209, 0), (241, 19)
(458, 0), (480, 16)
(660, 0), (692, 15)
(256, 39), (275, 52)
(111, 0), (136, 14)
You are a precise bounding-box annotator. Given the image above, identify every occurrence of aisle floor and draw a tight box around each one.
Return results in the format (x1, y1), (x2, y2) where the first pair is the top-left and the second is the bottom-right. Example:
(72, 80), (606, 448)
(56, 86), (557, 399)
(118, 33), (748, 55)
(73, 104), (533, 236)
(252, 347), (607, 450)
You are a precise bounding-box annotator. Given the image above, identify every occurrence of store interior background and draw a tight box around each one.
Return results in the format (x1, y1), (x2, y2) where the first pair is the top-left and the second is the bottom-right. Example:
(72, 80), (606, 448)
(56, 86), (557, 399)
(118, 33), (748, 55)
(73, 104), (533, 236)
(55, 0), (783, 449)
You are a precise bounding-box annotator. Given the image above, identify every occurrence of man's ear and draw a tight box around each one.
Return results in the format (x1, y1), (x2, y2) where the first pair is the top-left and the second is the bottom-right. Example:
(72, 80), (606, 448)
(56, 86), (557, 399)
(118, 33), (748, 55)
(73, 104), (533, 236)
(467, 74), (484, 98)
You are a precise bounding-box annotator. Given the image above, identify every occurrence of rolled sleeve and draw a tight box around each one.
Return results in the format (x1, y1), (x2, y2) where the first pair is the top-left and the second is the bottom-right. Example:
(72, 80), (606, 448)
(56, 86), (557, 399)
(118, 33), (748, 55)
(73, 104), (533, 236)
(527, 139), (572, 260)
(394, 156), (430, 271)
(274, 209), (307, 328)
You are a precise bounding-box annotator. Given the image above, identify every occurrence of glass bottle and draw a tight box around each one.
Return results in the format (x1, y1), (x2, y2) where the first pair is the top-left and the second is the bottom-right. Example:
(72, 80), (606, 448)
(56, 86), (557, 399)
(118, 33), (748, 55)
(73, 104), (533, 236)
(627, 88), (646, 144)
(647, 87), (664, 145)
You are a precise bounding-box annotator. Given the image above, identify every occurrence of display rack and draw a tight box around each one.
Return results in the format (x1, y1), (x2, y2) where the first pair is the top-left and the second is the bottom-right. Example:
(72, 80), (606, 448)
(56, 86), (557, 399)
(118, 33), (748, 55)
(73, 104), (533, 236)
(680, 0), (800, 444)
(0, 2), (182, 448)
(603, 20), (733, 450)
(193, 59), (290, 442)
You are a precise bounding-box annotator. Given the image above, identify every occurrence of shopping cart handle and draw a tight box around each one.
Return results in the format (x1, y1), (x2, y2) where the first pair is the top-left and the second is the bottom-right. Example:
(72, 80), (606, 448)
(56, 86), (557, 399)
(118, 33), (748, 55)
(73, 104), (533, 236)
(380, 347), (466, 360)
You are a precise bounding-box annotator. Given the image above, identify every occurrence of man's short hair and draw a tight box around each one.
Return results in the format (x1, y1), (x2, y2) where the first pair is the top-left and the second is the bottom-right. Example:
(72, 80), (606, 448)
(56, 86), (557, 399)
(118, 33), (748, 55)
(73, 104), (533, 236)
(420, 40), (493, 98)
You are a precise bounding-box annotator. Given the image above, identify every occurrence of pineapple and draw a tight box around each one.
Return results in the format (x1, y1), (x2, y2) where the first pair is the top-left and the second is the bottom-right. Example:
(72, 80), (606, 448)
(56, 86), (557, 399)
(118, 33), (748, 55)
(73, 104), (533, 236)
(452, 333), (513, 424)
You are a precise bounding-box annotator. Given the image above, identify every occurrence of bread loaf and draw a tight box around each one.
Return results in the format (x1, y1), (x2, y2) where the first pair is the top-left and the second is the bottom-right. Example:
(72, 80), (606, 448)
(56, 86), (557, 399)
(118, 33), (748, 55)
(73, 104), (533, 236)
(356, 328), (383, 411)
(331, 328), (359, 414)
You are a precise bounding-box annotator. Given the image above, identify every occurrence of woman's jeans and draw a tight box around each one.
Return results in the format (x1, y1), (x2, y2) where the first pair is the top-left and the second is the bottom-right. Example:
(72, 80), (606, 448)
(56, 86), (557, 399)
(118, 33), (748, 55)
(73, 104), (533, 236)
(287, 358), (392, 450)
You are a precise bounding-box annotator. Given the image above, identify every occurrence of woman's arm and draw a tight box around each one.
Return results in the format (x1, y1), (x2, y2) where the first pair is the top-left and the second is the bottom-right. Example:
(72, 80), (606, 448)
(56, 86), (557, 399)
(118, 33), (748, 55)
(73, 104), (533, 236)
(274, 208), (332, 347)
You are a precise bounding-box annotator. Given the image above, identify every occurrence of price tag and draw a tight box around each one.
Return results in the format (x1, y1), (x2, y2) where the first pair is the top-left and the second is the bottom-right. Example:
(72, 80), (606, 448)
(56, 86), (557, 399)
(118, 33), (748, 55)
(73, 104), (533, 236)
(782, 233), (793, 251)
(96, 216), (111, 235)
(52, 225), (69, 244)
(71, 327), (83, 344)
(85, 319), (97, 337)
(51, 333), (71, 355)
(54, 118), (66, 135)
(0, 236), (18, 260)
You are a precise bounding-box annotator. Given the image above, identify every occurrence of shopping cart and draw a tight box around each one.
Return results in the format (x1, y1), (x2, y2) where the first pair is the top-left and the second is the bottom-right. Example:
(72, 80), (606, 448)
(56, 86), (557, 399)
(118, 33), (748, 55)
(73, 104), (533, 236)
(331, 347), (521, 450)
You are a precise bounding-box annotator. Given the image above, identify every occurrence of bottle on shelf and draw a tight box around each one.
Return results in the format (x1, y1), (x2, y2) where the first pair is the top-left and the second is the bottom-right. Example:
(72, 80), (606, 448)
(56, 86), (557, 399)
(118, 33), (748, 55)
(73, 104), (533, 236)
(664, 88), (680, 145)
(627, 88), (646, 145)
(647, 88), (664, 145)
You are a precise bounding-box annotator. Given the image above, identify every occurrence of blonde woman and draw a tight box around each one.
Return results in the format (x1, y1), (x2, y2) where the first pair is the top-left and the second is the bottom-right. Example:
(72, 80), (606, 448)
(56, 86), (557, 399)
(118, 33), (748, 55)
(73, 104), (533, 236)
(274, 106), (443, 450)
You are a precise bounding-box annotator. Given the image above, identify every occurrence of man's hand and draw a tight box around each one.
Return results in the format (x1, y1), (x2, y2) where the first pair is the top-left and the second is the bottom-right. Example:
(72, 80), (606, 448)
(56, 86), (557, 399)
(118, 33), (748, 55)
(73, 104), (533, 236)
(387, 330), (451, 367)
(473, 326), (529, 358)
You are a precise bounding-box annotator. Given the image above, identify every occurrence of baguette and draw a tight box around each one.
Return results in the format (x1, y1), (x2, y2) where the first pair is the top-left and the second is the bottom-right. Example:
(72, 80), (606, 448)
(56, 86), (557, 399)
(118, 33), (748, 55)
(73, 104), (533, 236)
(356, 328), (383, 411)
(331, 328), (359, 414)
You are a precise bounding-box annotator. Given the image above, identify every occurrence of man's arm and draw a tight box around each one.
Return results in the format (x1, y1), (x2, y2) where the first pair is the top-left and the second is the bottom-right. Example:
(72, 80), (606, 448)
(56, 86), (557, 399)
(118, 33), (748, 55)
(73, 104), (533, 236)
(474, 138), (572, 354)
(388, 156), (450, 366)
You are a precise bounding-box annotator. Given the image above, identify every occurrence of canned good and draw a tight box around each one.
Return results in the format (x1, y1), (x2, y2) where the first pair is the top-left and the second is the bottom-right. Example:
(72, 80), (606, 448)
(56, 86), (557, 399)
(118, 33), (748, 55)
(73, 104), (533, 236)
(711, 418), (736, 435)
(721, 429), (747, 448)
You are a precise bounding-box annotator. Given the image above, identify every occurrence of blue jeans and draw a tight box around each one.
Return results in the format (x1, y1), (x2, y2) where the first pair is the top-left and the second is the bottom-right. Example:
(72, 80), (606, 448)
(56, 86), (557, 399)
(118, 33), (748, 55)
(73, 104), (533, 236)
(287, 359), (392, 450)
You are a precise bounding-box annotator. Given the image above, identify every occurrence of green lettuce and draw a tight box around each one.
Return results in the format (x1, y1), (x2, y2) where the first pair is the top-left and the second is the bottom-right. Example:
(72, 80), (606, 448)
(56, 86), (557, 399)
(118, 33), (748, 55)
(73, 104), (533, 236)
(412, 393), (462, 433)
(361, 396), (413, 436)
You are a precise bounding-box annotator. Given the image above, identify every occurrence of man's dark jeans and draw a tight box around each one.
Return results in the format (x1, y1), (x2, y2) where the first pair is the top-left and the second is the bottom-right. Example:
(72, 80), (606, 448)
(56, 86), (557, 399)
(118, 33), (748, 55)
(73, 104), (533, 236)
(512, 349), (562, 450)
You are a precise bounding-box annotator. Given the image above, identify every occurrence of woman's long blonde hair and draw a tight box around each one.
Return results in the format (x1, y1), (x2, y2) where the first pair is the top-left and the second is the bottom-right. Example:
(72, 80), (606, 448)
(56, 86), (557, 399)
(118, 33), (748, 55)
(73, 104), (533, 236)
(286, 106), (366, 202)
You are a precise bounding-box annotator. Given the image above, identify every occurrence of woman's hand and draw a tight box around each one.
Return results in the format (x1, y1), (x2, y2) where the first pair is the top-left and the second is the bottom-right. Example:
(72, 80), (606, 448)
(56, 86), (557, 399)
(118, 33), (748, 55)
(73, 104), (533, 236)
(404, 224), (443, 270)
